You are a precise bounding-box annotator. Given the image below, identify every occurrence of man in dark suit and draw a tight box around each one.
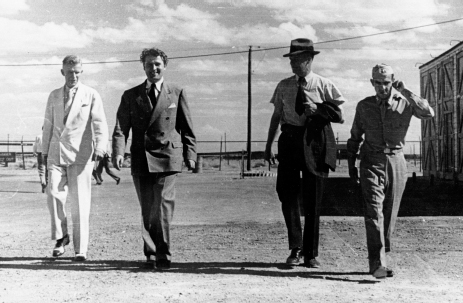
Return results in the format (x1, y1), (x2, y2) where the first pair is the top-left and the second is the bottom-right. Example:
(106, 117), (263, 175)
(112, 47), (196, 270)
(264, 38), (346, 268)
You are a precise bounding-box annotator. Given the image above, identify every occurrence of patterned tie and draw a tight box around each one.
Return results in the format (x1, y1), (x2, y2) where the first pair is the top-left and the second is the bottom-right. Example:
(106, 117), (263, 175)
(148, 84), (156, 108)
(63, 87), (74, 124)
(295, 77), (307, 116)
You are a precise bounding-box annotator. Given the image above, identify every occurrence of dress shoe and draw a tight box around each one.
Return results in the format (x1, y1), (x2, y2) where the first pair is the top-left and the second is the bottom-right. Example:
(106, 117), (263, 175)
(156, 259), (171, 270)
(371, 265), (387, 279)
(52, 234), (70, 257)
(286, 248), (303, 265)
(116, 178), (121, 185)
(369, 267), (394, 277)
(74, 253), (87, 262)
(304, 258), (321, 268)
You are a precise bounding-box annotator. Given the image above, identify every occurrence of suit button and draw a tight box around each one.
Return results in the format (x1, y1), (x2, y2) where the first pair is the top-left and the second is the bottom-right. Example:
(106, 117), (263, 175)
(166, 117), (170, 120)
(160, 132), (165, 136)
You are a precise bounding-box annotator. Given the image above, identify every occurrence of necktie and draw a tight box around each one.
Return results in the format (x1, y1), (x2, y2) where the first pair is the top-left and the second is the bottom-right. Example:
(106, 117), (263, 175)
(63, 87), (74, 124)
(295, 77), (307, 116)
(148, 84), (156, 108)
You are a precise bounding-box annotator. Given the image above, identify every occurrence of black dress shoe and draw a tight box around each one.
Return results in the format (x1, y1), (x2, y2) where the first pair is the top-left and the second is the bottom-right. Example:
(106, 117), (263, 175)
(385, 267), (394, 277)
(156, 259), (171, 270)
(286, 248), (303, 265)
(52, 234), (70, 257)
(304, 258), (321, 268)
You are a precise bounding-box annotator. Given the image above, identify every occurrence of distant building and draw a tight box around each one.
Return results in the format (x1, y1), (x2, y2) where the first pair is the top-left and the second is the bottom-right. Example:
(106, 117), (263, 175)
(419, 41), (463, 180)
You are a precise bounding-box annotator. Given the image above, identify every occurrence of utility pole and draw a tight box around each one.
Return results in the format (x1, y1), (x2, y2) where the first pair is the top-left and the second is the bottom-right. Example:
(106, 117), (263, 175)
(247, 46), (252, 171)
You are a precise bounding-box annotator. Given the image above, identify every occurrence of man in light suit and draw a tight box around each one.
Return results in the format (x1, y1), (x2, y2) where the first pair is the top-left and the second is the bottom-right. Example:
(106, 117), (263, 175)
(112, 47), (196, 270)
(42, 55), (108, 261)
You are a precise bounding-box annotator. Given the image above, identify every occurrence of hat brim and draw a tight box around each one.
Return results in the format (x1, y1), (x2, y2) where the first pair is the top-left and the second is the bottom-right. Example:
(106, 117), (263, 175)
(283, 50), (320, 57)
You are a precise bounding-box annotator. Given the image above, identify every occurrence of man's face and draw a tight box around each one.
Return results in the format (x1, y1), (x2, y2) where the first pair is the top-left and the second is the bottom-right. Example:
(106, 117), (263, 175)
(289, 53), (312, 77)
(144, 55), (166, 83)
(370, 76), (394, 99)
(61, 63), (83, 88)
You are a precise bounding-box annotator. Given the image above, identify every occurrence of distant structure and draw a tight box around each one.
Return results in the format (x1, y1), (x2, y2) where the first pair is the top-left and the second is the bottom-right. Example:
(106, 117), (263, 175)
(419, 41), (463, 180)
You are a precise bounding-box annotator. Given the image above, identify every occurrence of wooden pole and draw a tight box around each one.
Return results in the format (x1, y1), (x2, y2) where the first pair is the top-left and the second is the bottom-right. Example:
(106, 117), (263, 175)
(21, 136), (25, 170)
(225, 132), (229, 165)
(219, 136), (223, 171)
(247, 46), (252, 171)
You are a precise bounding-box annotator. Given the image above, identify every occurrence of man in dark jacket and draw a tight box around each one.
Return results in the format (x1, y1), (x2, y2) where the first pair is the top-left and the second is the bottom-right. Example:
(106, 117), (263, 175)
(112, 47), (196, 270)
(264, 38), (346, 268)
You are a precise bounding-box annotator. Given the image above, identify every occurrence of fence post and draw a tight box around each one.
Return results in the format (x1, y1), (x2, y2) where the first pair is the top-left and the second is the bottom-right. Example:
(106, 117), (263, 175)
(219, 136), (222, 171)
(21, 137), (25, 170)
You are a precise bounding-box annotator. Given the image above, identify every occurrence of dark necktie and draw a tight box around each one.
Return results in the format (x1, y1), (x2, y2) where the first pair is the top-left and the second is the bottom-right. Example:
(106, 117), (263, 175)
(295, 77), (307, 116)
(148, 84), (156, 108)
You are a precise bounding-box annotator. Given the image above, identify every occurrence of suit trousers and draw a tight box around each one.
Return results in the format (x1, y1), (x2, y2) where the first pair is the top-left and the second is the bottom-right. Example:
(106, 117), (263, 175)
(277, 130), (325, 258)
(360, 152), (407, 270)
(132, 172), (177, 261)
(47, 163), (93, 254)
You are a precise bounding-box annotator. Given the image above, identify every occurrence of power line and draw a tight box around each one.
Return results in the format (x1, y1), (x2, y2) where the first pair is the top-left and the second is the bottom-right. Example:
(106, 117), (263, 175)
(1, 17), (462, 67)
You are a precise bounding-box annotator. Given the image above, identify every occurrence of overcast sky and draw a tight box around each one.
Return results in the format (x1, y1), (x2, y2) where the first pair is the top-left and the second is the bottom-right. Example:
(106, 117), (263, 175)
(0, 0), (462, 151)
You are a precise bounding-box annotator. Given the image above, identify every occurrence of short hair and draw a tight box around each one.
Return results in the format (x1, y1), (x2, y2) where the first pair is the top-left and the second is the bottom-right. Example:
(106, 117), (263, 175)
(140, 48), (168, 66)
(62, 55), (82, 66)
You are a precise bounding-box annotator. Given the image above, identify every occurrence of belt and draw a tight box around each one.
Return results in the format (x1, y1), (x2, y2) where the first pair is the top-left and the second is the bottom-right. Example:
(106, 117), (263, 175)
(374, 148), (403, 155)
(281, 124), (305, 136)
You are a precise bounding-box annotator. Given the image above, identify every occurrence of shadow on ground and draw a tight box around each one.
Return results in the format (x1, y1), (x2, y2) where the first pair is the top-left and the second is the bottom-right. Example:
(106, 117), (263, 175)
(321, 177), (463, 216)
(0, 257), (377, 283)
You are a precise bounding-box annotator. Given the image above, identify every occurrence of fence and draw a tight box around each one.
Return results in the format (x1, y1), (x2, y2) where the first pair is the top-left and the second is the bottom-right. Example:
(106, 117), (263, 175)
(0, 139), (423, 170)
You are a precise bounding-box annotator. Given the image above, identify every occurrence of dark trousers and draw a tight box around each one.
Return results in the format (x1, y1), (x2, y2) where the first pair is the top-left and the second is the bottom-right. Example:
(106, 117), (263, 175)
(360, 152), (407, 270)
(277, 130), (325, 259)
(132, 173), (177, 261)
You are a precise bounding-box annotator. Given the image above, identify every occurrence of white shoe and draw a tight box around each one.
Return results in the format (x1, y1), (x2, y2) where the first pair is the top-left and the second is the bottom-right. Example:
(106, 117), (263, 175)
(74, 253), (87, 261)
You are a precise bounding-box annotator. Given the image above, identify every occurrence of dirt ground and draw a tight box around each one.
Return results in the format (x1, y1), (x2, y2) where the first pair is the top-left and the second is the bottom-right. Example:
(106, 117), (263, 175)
(1, 163), (463, 302)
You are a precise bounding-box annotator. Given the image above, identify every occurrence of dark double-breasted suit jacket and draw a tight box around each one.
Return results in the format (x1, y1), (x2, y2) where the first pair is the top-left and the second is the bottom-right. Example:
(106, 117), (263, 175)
(112, 81), (196, 174)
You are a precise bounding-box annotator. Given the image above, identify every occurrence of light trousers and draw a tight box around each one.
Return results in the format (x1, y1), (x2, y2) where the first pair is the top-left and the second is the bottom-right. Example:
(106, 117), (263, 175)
(360, 152), (407, 270)
(47, 163), (93, 254)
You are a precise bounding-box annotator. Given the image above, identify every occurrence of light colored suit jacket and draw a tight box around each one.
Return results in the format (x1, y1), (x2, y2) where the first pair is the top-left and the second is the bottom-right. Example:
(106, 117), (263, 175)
(42, 83), (108, 166)
(112, 80), (196, 175)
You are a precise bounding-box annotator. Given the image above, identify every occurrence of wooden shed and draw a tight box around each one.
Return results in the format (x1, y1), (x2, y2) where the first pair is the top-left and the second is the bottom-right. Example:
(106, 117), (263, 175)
(419, 41), (463, 180)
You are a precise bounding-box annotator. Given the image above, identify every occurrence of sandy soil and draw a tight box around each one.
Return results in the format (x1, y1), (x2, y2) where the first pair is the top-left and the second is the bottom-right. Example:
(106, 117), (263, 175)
(0, 164), (462, 303)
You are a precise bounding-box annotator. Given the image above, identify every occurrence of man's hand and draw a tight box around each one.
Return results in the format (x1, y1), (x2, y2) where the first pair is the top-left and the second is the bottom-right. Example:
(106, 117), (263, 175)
(264, 146), (276, 165)
(40, 177), (47, 193)
(349, 167), (360, 184)
(92, 149), (105, 162)
(304, 103), (318, 116)
(113, 155), (124, 170)
(186, 159), (196, 171)
(392, 80), (406, 93)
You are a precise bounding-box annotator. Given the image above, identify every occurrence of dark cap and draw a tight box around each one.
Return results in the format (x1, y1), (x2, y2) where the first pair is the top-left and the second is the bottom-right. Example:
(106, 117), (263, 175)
(283, 38), (320, 57)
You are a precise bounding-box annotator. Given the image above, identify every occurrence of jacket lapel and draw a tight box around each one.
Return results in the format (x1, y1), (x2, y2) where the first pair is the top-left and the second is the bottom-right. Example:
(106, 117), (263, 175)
(149, 82), (171, 127)
(65, 85), (83, 127)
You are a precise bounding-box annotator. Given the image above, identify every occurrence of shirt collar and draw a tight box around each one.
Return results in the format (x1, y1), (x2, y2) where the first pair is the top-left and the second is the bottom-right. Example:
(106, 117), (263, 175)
(376, 93), (393, 106)
(146, 78), (163, 91)
(65, 82), (79, 92)
(295, 71), (313, 83)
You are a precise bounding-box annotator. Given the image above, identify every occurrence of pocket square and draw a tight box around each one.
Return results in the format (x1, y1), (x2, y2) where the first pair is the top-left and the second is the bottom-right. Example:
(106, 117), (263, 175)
(168, 103), (177, 109)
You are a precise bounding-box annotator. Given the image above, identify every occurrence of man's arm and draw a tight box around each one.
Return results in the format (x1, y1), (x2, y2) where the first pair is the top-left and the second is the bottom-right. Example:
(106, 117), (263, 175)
(112, 94), (131, 170)
(90, 90), (109, 161)
(264, 108), (281, 164)
(392, 80), (434, 119)
(176, 88), (197, 170)
(347, 105), (364, 184)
